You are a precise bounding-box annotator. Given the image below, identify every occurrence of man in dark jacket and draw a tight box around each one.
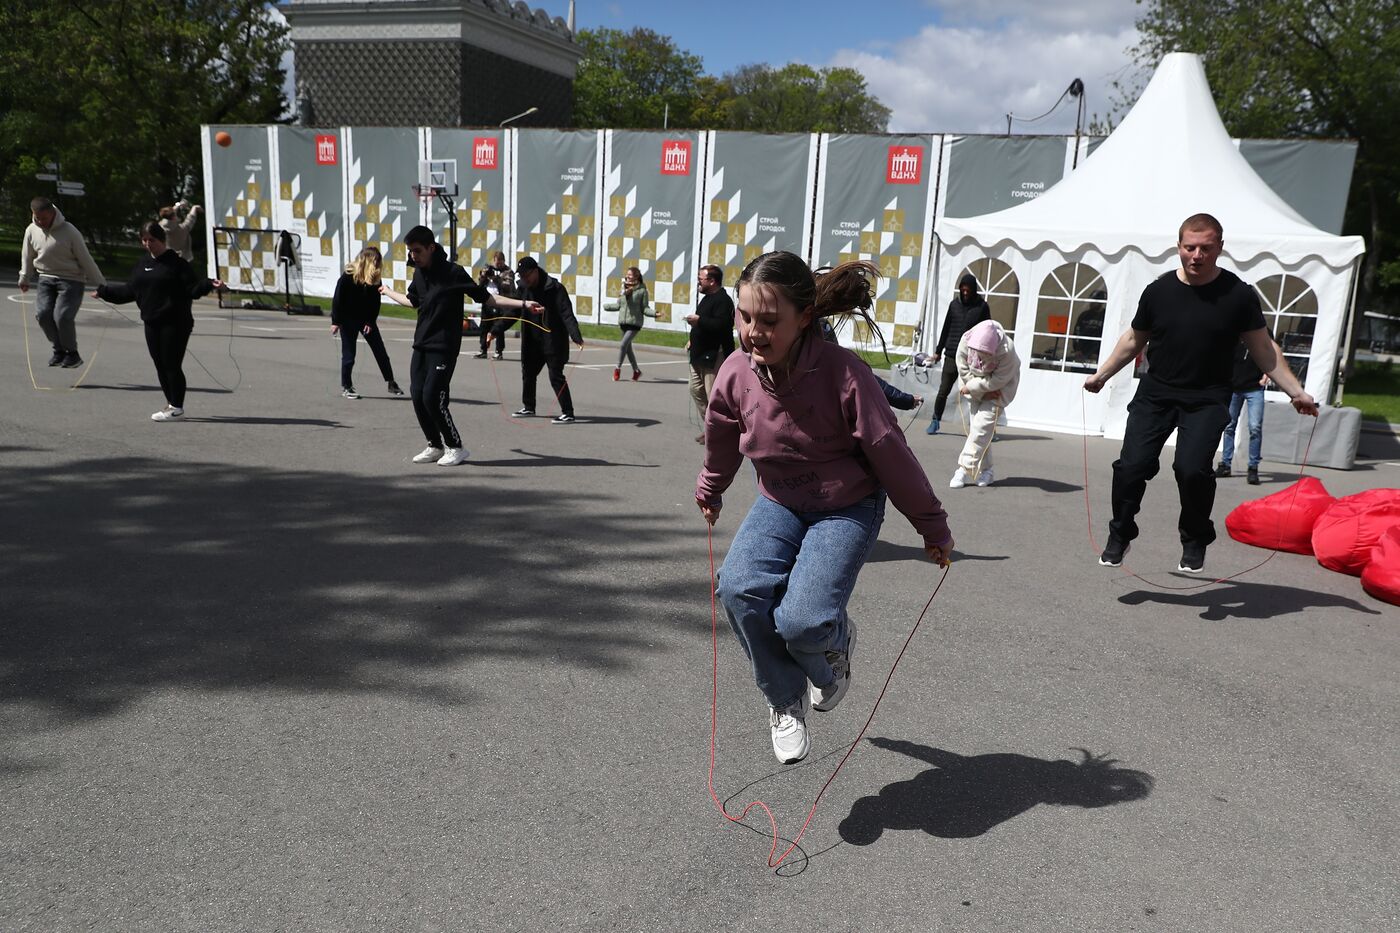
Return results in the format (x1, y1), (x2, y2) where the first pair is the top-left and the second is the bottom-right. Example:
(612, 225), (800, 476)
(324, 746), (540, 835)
(384, 226), (537, 464)
(513, 255), (584, 424)
(687, 263), (735, 443)
(927, 273), (991, 435)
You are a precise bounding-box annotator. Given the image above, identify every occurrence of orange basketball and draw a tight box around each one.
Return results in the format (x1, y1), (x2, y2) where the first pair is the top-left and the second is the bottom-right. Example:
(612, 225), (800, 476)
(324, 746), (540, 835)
(215, 131), (232, 148)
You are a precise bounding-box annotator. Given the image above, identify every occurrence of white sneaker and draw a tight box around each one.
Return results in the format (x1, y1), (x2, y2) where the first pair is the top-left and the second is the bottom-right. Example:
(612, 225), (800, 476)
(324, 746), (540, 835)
(769, 695), (810, 764)
(976, 469), (994, 487)
(811, 620), (856, 712)
(949, 468), (968, 488)
(412, 446), (444, 463)
(151, 406), (184, 422)
(437, 447), (468, 466)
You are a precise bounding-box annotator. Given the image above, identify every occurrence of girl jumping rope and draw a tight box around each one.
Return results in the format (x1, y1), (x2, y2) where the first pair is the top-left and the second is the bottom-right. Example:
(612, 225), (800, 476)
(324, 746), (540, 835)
(695, 251), (954, 764)
(603, 265), (654, 381)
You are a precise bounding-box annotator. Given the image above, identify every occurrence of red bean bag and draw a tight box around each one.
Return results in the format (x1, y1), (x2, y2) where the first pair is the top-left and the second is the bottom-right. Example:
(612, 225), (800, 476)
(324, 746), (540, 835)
(1361, 525), (1400, 606)
(1225, 477), (1335, 555)
(1311, 488), (1400, 576)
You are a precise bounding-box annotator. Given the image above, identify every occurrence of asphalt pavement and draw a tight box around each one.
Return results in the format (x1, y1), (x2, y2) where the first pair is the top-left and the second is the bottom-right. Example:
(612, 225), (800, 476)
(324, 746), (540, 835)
(1, 287), (1396, 932)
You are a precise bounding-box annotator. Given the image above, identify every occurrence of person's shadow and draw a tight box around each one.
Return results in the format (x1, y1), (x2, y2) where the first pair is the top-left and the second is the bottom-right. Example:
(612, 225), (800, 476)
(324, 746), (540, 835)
(839, 738), (1154, 846)
(1118, 580), (1383, 621)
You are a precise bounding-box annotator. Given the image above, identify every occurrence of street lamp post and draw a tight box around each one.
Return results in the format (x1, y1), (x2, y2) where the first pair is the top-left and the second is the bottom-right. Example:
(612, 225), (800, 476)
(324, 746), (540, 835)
(499, 106), (539, 127)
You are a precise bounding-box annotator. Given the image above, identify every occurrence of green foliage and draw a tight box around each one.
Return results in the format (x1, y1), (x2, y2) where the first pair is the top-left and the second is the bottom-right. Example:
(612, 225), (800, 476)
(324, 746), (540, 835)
(573, 28), (889, 133)
(573, 28), (705, 129)
(0, 0), (288, 250)
(1129, 0), (1400, 311)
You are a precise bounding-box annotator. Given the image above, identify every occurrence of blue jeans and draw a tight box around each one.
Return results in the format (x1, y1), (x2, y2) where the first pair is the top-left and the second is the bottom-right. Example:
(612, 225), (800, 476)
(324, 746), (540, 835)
(35, 276), (85, 353)
(1221, 388), (1265, 469)
(717, 491), (886, 710)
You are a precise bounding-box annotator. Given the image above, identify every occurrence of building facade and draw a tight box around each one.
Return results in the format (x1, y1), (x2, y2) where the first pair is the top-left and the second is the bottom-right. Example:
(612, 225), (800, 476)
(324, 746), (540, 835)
(280, 0), (581, 127)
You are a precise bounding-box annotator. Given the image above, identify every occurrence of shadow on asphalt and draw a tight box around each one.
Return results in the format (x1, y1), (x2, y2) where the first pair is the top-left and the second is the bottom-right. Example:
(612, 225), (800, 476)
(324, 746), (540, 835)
(839, 739), (1154, 846)
(867, 540), (1008, 563)
(468, 449), (659, 469)
(987, 476), (1083, 493)
(0, 455), (667, 744)
(77, 382), (233, 395)
(1117, 579), (1383, 620)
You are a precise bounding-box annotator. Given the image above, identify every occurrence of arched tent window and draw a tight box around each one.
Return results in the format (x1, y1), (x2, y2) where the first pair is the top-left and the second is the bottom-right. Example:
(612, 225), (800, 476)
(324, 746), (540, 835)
(1030, 262), (1107, 373)
(1253, 274), (1318, 390)
(958, 258), (1019, 331)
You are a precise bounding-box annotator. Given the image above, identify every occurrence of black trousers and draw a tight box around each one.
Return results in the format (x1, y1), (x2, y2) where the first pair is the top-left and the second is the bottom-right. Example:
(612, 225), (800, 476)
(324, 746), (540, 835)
(480, 309), (516, 353)
(521, 342), (573, 416)
(144, 321), (192, 408)
(340, 323), (395, 388)
(1110, 390), (1231, 547)
(932, 360), (960, 420)
(409, 349), (461, 448)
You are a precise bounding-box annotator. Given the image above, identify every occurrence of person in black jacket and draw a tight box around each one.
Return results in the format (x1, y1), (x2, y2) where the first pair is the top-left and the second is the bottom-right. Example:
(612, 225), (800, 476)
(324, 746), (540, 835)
(512, 255), (584, 424)
(381, 226), (540, 465)
(94, 221), (222, 422)
(331, 246), (402, 399)
(686, 263), (735, 443)
(926, 273), (991, 435)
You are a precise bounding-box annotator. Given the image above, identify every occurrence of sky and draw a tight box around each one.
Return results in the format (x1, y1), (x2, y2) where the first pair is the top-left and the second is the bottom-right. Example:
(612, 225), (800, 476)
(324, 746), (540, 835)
(275, 1), (1149, 134)
(573, 0), (1148, 133)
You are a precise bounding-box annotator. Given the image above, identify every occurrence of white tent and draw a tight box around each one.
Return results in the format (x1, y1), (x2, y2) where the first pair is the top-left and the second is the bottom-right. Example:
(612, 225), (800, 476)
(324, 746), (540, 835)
(931, 52), (1366, 438)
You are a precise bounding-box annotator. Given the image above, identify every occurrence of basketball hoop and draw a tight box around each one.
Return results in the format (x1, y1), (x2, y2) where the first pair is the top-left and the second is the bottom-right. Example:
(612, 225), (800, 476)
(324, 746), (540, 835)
(415, 159), (460, 252)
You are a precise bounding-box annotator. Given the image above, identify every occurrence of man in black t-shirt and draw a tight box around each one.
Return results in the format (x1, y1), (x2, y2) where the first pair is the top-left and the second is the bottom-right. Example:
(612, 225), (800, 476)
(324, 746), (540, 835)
(1084, 214), (1318, 573)
(686, 264), (735, 444)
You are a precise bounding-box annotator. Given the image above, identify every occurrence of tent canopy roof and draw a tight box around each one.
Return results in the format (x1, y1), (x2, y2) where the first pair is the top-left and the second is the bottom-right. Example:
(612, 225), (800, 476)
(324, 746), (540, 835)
(936, 53), (1364, 269)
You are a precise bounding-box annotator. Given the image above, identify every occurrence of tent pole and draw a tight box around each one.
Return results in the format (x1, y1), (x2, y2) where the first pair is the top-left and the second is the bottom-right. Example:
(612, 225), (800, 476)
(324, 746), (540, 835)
(1334, 256), (1364, 406)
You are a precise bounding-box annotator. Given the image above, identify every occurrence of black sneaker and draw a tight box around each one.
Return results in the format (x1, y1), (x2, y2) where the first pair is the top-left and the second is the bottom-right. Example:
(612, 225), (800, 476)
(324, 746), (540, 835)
(1213, 462), (1231, 478)
(493, 351), (504, 360)
(1246, 467), (1260, 485)
(473, 350), (488, 359)
(386, 380), (404, 396)
(552, 413), (576, 424)
(1177, 542), (1206, 573)
(47, 349), (65, 366)
(511, 408), (535, 418)
(60, 351), (83, 369)
(1098, 535), (1130, 567)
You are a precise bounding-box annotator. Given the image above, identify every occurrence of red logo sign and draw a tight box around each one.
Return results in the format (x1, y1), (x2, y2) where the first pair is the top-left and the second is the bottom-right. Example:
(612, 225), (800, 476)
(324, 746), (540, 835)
(315, 134), (338, 166)
(473, 137), (498, 170)
(660, 140), (691, 176)
(886, 145), (922, 184)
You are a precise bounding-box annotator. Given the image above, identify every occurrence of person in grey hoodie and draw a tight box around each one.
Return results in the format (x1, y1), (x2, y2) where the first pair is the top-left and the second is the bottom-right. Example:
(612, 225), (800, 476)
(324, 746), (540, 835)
(696, 251), (953, 766)
(18, 197), (105, 368)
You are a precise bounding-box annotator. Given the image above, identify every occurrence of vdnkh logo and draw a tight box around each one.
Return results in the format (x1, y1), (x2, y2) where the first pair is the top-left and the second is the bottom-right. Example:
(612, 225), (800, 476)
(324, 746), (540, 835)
(886, 145), (922, 184)
(315, 134), (338, 166)
(473, 137), (498, 170)
(661, 140), (692, 176)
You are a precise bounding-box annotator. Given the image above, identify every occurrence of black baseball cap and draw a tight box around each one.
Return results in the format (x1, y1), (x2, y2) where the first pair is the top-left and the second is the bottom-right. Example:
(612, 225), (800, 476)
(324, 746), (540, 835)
(516, 256), (540, 275)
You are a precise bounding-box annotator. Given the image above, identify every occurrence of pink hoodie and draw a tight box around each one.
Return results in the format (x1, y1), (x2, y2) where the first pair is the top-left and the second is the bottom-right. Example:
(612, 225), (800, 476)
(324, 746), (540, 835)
(696, 333), (952, 548)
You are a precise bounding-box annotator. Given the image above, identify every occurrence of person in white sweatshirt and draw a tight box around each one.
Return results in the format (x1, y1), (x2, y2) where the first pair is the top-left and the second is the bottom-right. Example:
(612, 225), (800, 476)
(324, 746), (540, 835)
(18, 197), (105, 368)
(950, 319), (1021, 488)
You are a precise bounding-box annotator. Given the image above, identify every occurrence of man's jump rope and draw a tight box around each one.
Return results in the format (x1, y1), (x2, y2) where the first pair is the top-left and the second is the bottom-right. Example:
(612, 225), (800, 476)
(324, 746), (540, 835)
(704, 383), (1317, 868)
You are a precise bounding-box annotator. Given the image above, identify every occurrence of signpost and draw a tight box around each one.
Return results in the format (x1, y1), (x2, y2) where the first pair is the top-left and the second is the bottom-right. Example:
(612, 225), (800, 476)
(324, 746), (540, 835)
(35, 162), (85, 199)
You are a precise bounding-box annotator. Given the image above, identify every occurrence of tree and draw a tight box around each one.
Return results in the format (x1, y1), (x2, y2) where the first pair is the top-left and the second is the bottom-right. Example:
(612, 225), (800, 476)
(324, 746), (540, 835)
(573, 28), (705, 129)
(0, 1), (288, 249)
(1129, 0), (1400, 317)
(571, 29), (891, 133)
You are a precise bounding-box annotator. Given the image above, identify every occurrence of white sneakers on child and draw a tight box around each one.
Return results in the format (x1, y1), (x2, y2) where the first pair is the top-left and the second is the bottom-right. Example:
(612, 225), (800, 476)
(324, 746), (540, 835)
(151, 406), (184, 422)
(811, 620), (856, 712)
(976, 469), (994, 487)
(769, 695), (810, 764)
(437, 447), (468, 466)
(949, 468), (968, 488)
(412, 446), (443, 463)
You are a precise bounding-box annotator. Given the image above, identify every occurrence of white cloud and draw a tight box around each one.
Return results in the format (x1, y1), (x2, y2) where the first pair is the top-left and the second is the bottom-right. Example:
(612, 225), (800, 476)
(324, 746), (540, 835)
(920, 0), (1141, 32)
(832, 17), (1144, 134)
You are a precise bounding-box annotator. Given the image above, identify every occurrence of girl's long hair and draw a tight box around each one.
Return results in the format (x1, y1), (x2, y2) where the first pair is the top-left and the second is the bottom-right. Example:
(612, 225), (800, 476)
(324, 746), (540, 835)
(737, 250), (886, 360)
(346, 246), (382, 286)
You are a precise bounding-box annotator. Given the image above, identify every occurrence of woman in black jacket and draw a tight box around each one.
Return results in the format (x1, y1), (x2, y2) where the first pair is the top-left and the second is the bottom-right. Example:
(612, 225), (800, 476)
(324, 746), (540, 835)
(95, 221), (222, 422)
(332, 246), (402, 399)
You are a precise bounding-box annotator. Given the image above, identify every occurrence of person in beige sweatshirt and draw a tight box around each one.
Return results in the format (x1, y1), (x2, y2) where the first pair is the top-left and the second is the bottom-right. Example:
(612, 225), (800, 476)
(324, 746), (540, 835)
(158, 201), (202, 261)
(19, 197), (105, 368)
